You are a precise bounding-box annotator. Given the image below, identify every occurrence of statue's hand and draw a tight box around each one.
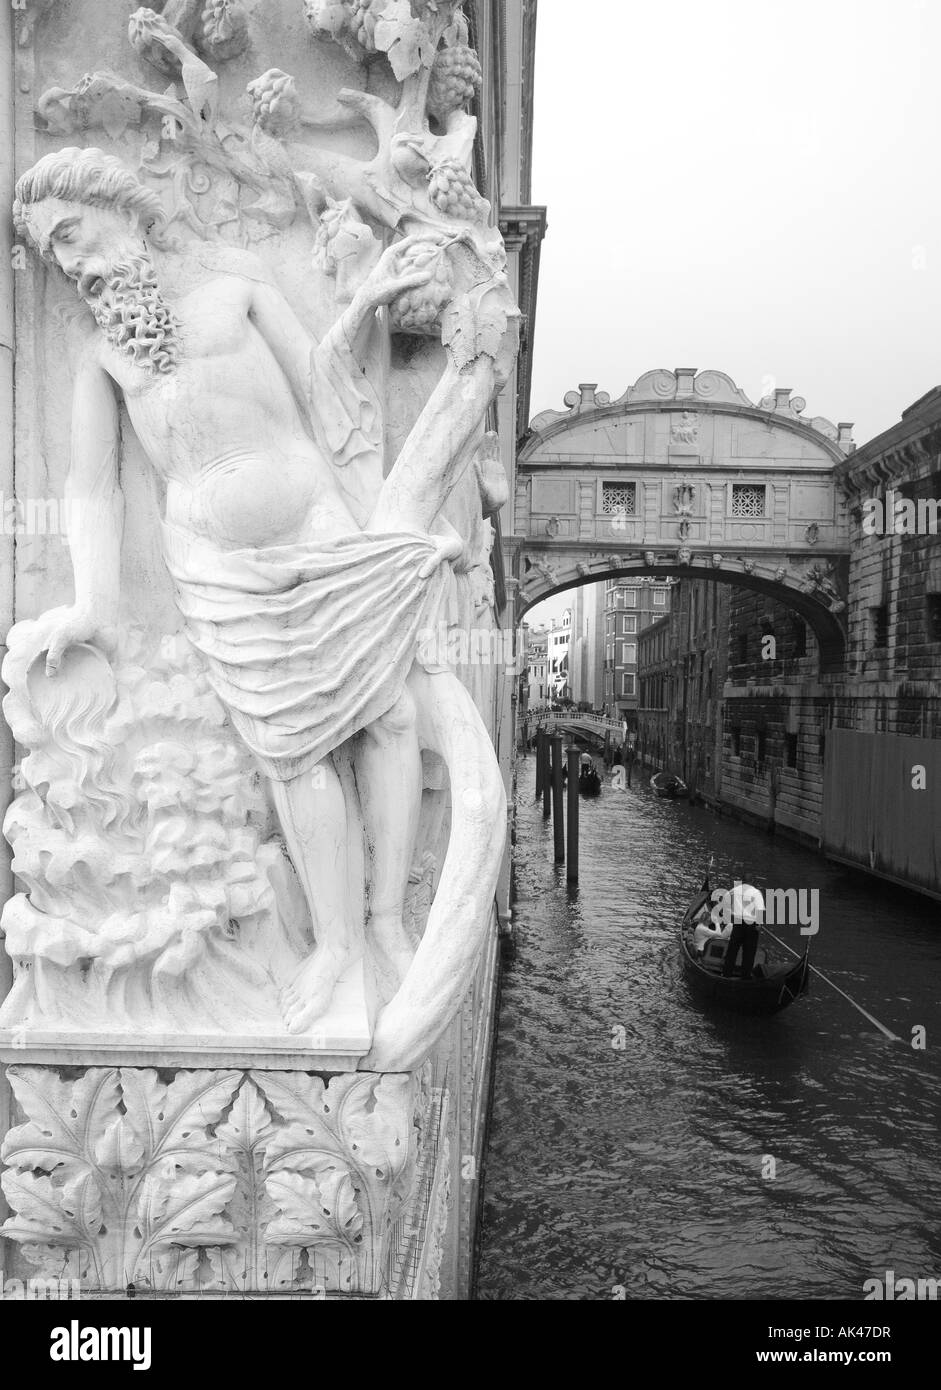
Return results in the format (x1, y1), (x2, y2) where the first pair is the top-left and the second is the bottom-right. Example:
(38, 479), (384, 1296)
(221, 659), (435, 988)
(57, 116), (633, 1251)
(25, 604), (118, 678)
(359, 234), (437, 309)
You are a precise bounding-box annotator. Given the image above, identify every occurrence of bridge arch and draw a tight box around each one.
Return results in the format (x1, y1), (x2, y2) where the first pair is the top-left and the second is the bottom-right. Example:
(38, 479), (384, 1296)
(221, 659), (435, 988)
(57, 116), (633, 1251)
(517, 560), (847, 673)
(510, 368), (853, 673)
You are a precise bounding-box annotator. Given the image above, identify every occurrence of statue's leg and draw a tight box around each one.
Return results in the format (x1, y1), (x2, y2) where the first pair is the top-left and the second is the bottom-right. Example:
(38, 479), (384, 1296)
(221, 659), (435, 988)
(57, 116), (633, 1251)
(368, 312), (518, 537)
(274, 759), (364, 1033)
(355, 687), (422, 997)
(361, 667), (507, 1072)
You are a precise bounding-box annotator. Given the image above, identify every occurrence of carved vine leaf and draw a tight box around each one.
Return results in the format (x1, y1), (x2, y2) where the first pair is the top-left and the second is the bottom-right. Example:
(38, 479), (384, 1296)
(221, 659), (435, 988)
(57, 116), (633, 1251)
(373, 0), (438, 81)
(441, 290), (509, 372)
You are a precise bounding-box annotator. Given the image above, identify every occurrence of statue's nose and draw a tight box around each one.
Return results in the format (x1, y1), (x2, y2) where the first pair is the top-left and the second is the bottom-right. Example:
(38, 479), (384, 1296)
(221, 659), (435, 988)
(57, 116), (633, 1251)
(59, 250), (83, 281)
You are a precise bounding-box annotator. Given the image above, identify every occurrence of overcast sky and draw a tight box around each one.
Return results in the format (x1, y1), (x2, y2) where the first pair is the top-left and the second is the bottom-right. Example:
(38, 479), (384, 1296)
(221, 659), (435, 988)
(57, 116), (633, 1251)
(528, 0), (941, 450)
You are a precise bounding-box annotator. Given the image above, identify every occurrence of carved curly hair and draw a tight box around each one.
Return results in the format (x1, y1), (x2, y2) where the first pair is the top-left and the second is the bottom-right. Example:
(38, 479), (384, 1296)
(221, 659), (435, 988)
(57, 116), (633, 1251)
(13, 146), (168, 258)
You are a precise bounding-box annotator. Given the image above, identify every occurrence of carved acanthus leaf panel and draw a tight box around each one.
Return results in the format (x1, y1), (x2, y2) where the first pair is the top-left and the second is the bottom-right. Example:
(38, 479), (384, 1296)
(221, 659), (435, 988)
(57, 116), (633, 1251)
(1, 1067), (429, 1296)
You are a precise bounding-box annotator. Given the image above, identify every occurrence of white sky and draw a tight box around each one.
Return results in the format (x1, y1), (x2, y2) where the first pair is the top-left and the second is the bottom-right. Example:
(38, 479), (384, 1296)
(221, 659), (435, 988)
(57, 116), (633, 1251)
(528, 0), (941, 454)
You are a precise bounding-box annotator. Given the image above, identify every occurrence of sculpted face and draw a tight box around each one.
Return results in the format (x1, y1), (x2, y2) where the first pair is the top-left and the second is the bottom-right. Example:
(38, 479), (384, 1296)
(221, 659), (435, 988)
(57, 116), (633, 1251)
(23, 196), (143, 301)
(23, 195), (179, 374)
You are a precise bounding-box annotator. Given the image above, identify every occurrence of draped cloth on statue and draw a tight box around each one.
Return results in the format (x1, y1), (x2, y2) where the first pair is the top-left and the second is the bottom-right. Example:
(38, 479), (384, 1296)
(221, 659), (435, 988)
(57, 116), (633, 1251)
(161, 523), (449, 782)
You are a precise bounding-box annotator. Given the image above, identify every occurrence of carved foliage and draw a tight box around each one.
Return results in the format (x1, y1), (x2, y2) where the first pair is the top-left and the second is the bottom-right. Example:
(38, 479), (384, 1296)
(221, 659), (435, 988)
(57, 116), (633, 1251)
(1, 1067), (241, 1291)
(1, 1067), (423, 1296)
(257, 1071), (417, 1293)
(0, 631), (278, 1032)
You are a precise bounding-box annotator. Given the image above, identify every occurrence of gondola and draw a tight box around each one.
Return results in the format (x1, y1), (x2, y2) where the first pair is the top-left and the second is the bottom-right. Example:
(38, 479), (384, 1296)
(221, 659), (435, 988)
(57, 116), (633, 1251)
(651, 771), (688, 799)
(679, 875), (810, 1016)
(578, 764), (602, 797)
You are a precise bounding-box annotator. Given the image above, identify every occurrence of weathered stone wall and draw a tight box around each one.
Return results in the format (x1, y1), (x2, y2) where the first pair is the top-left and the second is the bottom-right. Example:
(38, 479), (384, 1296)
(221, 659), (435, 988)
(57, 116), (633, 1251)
(720, 590), (826, 842)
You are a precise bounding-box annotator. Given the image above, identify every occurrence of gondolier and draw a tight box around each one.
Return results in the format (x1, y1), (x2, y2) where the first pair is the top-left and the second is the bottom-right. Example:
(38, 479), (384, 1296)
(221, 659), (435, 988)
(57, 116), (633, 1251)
(718, 883), (765, 979)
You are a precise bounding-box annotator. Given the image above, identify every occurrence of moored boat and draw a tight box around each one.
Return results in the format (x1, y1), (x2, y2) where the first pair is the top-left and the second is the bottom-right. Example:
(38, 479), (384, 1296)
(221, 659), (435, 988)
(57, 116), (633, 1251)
(651, 771), (688, 799)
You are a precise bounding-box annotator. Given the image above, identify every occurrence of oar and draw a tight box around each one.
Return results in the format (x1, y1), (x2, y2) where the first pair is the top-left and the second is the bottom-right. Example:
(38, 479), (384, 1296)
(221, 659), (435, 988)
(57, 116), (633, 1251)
(761, 926), (902, 1043)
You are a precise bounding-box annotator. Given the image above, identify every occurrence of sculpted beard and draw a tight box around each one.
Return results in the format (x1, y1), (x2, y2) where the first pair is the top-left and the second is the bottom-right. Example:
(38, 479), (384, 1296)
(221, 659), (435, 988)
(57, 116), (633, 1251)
(88, 252), (181, 374)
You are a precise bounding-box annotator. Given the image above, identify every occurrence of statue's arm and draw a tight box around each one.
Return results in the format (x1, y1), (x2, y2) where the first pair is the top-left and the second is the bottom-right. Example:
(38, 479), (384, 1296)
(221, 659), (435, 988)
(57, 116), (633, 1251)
(33, 348), (124, 676)
(243, 247), (420, 396)
(315, 236), (434, 369)
(247, 246), (430, 473)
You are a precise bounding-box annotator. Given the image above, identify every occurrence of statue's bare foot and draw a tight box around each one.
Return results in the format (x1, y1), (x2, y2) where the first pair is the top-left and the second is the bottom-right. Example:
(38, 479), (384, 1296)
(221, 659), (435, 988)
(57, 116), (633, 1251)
(280, 942), (360, 1034)
(368, 911), (416, 991)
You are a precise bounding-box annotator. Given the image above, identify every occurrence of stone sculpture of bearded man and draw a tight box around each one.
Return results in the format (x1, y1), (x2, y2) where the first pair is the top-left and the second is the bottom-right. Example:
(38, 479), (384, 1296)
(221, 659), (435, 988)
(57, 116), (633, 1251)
(11, 146), (516, 1071)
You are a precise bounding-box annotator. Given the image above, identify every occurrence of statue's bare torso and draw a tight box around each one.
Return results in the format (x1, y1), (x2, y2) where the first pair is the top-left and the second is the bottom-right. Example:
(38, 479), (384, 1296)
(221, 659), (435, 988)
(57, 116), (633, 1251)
(95, 250), (360, 550)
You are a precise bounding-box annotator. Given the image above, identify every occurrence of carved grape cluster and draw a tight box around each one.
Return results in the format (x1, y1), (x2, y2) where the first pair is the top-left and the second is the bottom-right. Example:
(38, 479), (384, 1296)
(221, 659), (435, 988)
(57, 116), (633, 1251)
(389, 239), (453, 335)
(305, 0), (353, 39)
(198, 0), (250, 60)
(305, 0), (383, 57)
(427, 43), (482, 121)
(427, 156), (486, 222)
(247, 68), (300, 136)
(349, 0), (384, 51)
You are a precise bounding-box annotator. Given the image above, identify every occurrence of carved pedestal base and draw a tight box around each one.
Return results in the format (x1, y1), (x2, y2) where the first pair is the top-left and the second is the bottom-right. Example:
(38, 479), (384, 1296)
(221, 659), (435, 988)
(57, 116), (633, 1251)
(1, 1065), (449, 1299)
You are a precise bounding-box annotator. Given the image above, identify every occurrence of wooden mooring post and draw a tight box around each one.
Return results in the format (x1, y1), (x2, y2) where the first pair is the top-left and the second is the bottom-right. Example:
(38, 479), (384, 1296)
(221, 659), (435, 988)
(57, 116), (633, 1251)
(542, 732), (552, 819)
(552, 735), (565, 862)
(567, 745), (580, 883)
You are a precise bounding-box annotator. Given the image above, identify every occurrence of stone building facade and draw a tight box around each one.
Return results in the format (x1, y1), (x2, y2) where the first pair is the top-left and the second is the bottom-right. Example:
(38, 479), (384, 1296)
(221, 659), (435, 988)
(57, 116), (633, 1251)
(603, 578), (671, 723)
(635, 385), (941, 894)
(636, 579), (728, 803)
(569, 580), (604, 709)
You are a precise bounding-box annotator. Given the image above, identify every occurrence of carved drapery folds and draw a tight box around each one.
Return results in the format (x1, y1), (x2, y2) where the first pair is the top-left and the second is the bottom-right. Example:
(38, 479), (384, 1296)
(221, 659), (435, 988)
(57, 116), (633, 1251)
(1, 1064), (444, 1297)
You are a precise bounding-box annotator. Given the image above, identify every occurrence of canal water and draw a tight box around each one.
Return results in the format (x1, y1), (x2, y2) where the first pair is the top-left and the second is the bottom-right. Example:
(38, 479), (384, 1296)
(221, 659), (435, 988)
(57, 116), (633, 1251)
(476, 755), (941, 1301)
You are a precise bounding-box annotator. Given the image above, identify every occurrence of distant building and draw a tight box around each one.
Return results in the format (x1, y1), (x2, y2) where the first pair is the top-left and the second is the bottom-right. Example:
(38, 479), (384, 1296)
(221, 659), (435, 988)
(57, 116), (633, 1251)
(521, 625), (549, 711)
(636, 580), (729, 800)
(603, 578), (672, 724)
(521, 607), (572, 710)
(569, 584), (604, 709)
(547, 608), (572, 700)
